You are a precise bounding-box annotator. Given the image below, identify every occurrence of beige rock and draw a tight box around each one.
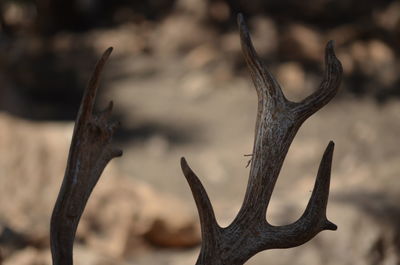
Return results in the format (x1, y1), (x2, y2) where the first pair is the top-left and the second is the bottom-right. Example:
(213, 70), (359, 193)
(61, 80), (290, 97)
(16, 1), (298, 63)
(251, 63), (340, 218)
(150, 14), (213, 56)
(3, 247), (37, 265)
(276, 62), (308, 101)
(281, 24), (322, 61)
(249, 16), (278, 57)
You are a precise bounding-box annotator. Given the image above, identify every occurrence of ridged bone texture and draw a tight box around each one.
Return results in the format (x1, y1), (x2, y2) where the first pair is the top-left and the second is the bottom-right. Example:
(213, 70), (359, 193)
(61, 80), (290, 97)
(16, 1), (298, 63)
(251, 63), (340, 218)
(50, 48), (122, 265)
(180, 14), (343, 265)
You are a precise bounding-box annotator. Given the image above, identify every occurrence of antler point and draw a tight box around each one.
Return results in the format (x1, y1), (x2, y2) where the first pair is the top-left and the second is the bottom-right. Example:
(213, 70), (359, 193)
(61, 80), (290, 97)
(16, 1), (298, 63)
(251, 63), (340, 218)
(180, 156), (187, 166)
(237, 13), (244, 23)
(323, 220), (338, 231)
(327, 141), (335, 152)
(105, 46), (113, 55)
(111, 148), (123, 158)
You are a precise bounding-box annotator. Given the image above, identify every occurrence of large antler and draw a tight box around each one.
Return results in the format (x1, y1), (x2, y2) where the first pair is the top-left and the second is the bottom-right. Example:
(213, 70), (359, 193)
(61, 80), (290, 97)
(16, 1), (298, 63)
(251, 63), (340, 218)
(50, 48), (122, 265)
(181, 14), (343, 265)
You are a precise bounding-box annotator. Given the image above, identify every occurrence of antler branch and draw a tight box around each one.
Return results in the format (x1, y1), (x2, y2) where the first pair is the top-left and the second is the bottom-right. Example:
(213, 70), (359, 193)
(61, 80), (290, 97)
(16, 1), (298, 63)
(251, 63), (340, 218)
(237, 13), (286, 104)
(293, 41), (343, 121)
(260, 142), (337, 250)
(181, 14), (342, 265)
(50, 48), (122, 265)
(180, 158), (220, 246)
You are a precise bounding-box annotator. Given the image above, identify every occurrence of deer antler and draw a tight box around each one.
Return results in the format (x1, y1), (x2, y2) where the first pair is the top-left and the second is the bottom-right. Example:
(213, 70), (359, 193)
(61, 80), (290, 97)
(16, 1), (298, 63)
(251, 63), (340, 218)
(50, 47), (122, 265)
(181, 14), (343, 265)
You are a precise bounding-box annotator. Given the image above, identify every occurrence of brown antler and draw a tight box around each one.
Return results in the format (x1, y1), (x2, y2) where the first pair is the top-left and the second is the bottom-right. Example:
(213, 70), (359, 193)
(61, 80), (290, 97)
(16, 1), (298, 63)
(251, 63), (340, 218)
(181, 14), (343, 265)
(50, 47), (122, 265)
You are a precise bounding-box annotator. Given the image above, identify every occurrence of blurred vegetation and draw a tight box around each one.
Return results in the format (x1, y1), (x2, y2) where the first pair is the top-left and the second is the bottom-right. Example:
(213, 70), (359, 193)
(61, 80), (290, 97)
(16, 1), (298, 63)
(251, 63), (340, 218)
(0, 0), (400, 120)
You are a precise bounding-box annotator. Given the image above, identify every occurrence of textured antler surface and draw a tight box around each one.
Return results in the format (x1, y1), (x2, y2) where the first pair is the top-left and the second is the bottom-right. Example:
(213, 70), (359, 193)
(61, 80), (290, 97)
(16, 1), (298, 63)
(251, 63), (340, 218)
(181, 14), (343, 265)
(50, 48), (122, 265)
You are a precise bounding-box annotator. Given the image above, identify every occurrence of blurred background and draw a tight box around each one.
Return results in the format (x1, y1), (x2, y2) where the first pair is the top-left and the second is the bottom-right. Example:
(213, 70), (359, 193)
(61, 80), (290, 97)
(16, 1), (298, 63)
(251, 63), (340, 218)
(0, 0), (400, 264)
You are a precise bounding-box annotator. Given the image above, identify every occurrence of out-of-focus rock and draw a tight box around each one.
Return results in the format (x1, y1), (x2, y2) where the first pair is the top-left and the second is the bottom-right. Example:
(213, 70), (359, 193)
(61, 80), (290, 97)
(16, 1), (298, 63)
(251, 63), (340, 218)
(208, 1), (230, 22)
(150, 14), (214, 56)
(82, 173), (200, 258)
(0, 112), (72, 244)
(2, 245), (129, 265)
(0, 112), (200, 262)
(184, 44), (218, 69)
(276, 62), (308, 101)
(366, 40), (396, 86)
(249, 16), (278, 57)
(327, 25), (359, 47)
(350, 40), (396, 73)
(2, 247), (43, 265)
(180, 71), (213, 100)
(220, 32), (241, 54)
(374, 1), (400, 31)
(143, 210), (200, 247)
(348, 39), (398, 93)
(174, 0), (208, 20)
(84, 23), (150, 56)
(281, 24), (322, 61)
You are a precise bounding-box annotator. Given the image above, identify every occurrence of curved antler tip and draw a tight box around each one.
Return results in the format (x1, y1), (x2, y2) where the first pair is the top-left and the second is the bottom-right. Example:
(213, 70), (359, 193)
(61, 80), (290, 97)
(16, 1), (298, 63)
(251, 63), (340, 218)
(99, 100), (115, 121)
(323, 141), (335, 160)
(237, 13), (244, 23)
(327, 140), (335, 151)
(105, 100), (114, 112)
(325, 40), (341, 66)
(116, 149), (123, 157)
(323, 219), (337, 231)
(326, 40), (335, 49)
(100, 47), (113, 62)
(109, 147), (123, 158)
(237, 13), (249, 34)
(180, 156), (186, 164)
(180, 157), (190, 172)
(105, 46), (113, 54)
(325, 40), (336, 55)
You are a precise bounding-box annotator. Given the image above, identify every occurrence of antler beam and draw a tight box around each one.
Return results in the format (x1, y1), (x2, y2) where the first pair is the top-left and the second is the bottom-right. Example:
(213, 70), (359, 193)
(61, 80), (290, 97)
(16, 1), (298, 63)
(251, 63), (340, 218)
(50, 48), (122, 265)
(181, 14), (343, 265)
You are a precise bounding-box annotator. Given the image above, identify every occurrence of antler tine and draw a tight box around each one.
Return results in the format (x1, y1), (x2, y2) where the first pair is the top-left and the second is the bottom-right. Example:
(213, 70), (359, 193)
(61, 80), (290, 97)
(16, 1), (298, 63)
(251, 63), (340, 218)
(301, 141), (337, 231)
(78, 47), (113, 123)
(50, 47), (122, 265)
(237, 13), (285, 104)
(234, 14), (302, 225)
(260, 141), (337, 250)
(180, 158), (220, 251)
(293, 41), (343, 121)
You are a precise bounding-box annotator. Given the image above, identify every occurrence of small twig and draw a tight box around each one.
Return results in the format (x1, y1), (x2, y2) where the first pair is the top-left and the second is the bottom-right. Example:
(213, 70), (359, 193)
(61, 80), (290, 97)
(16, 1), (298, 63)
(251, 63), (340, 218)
(244, 153), (253, 168)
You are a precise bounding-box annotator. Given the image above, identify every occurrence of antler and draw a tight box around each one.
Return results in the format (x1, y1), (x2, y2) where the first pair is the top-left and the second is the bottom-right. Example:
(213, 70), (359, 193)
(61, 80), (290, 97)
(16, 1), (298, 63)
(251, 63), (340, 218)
(50, 48), (122, 265)
(181, 14), (343, 265)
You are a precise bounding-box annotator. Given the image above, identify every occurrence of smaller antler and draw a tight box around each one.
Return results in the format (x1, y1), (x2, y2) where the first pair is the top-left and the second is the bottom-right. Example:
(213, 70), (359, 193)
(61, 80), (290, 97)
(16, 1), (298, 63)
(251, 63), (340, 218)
(50, 48), (122, 265)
